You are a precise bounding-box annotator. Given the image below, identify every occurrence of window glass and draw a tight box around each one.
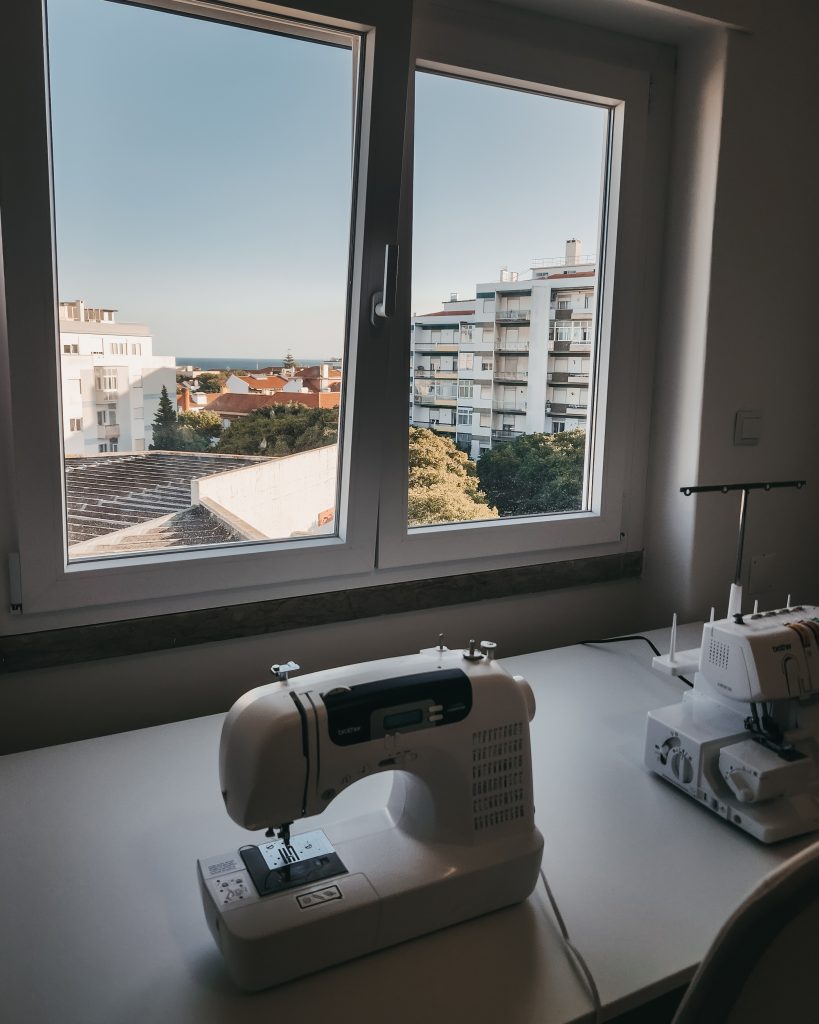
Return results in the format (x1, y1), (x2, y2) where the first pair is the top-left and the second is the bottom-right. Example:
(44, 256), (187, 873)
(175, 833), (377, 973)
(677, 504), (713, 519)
(409, 70), (607, 527)
(47, 0), (356, 560)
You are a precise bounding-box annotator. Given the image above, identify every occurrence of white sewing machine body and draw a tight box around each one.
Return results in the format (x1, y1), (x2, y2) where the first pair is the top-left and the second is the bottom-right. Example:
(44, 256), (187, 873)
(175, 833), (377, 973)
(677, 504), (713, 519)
(646, 601), (819, 843)
(198, 645), (543, 990)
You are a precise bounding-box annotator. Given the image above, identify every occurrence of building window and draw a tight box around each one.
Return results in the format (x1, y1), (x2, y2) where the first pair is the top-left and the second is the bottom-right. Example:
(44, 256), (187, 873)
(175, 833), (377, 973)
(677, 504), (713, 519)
(458, 381), (473, 399)
(131, 343), (142, 355)
(69, 418), (83, 431)
(95, 369), (118, 393)
(457, 407), (472, 426)
(552, 421), (566, 433)
(62, 342), (79, 354)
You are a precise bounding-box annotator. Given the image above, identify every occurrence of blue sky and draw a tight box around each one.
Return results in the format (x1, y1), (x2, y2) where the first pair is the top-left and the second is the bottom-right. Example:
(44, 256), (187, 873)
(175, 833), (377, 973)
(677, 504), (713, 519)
(48, 0), (607, 358)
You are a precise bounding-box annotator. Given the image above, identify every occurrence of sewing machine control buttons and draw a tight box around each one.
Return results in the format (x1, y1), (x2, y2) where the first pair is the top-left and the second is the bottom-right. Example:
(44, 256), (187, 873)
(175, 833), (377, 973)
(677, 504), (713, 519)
(323, 668), (473, 746)
(240, 829), (348, 897)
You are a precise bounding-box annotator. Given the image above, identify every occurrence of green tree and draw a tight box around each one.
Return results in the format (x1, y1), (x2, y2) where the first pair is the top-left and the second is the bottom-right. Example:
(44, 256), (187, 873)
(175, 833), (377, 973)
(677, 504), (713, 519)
(150, 390), (223, 451)
(408, 428), (497, 526)
(282, 350), (297, 370)
(216, 404), (338, 456)
(476, 429), (585, 516)
(149, 385), (179, 449)
(195, 372), (226, 393)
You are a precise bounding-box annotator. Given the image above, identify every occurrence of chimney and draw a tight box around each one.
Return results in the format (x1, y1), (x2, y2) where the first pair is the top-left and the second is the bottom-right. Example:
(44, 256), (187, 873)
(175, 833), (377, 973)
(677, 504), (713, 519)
(180, 386), (191, 413)
(565, 239), (581, 265)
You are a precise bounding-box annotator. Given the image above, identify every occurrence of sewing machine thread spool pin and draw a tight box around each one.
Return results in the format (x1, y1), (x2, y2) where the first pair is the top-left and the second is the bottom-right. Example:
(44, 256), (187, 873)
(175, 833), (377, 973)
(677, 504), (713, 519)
(462, 638), (484, 662)
(270, 661), (300, 684)
(480, 640), (497, 661)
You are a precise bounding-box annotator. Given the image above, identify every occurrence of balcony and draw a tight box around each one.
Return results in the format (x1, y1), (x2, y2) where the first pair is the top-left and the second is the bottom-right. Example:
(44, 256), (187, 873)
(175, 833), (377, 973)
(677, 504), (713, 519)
(495, 309), (530, 323)
(491, 429), (524, 442)
(97, 424), (120, 440)
(493, 401), (527, 415)
(493, 370), (529, 384)
(414, 368), (457, 379)
(428, 421), (456, 433)
(495, 339), (530, 354)
(548, 339), (591, 354)
(413, 339), (459, 352)
(415, 392), (458, 406)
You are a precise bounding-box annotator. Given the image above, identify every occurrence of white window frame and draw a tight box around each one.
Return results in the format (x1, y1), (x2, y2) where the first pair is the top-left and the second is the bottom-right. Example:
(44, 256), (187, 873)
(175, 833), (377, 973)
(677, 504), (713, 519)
(1, 0), (412, 618)
(0, 0), (671, 626)
(375, 4), (671, 570)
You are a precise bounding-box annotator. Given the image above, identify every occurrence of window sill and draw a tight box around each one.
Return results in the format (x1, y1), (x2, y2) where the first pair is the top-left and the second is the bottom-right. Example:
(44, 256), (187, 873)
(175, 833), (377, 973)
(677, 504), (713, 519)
(0, 549), (641, 673)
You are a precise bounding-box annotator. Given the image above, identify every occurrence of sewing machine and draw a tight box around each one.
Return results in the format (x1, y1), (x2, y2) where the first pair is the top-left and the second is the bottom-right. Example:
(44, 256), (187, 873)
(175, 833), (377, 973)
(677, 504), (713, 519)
(645, 586), (819, 842)
(197, 640), (544, 990)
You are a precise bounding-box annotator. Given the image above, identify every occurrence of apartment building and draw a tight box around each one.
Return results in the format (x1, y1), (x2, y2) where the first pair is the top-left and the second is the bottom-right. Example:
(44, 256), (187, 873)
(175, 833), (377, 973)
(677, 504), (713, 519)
(59, 300), (176, 454)
(410, 240), (596, 460)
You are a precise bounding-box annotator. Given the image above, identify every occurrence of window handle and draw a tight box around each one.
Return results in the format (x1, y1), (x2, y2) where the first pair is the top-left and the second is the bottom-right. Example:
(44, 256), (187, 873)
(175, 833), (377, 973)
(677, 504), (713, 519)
(371, 243), (399, 325)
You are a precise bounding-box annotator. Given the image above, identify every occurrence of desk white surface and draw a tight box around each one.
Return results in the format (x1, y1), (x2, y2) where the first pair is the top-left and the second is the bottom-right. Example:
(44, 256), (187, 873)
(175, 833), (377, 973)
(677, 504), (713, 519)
(0, 627), (810, 1024)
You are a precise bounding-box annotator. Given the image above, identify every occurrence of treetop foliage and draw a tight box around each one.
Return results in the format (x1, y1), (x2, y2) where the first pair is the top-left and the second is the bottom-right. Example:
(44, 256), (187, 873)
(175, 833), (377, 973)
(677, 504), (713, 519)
(408, 427), (497, 526)
(476, 428), (585, 516)
(216, 404), (338, 457)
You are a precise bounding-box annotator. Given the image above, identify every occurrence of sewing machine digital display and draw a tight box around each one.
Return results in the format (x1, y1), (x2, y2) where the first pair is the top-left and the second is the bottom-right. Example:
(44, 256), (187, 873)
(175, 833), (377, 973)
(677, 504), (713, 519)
(323, 668), (472, 746)
(240, 830), (348, 897)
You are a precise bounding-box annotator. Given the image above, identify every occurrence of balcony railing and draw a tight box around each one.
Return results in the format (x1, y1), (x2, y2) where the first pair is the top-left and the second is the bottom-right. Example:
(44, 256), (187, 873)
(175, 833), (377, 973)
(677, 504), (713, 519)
(415, 394), (458, 406)
(493, 402), (527, 414)
(413, 339), (459, 351)
(414, 368), (457, 379)
(97, 424), (120, 439)
(547, 372), (589, 384)
(495, 339), (530, 353)
(548, 339), (591, 353)
(491, 429), (524, 441)
(493, 370), (529, 383)
(531, 254), (596, 268)
(495, 309), (530, 322)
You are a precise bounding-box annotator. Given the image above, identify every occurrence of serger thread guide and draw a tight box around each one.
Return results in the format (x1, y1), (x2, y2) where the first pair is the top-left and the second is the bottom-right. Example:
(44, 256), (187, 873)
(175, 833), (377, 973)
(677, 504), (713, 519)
(198, 640), (544, 990)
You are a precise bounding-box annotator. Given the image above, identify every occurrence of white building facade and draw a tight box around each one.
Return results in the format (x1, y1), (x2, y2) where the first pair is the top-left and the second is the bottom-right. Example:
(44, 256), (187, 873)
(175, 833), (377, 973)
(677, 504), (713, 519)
(410, 240), (596, 460)
(59, 300), (176, 455)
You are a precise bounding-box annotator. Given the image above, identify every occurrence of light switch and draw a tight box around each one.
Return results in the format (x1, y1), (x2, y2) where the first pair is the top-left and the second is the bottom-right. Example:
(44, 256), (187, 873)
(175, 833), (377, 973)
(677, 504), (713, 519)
(734, 409), (762, 446)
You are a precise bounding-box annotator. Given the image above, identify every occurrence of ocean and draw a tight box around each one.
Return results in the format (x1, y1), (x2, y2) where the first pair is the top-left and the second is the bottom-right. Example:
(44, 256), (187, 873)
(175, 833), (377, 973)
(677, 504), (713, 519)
(174, 356), (337, 372)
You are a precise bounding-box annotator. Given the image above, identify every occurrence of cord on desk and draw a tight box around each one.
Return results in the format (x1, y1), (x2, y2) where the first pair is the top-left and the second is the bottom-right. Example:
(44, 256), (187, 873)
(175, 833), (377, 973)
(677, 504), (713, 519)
(538, 866), (601, 1024)
(582, 635), (694, 688)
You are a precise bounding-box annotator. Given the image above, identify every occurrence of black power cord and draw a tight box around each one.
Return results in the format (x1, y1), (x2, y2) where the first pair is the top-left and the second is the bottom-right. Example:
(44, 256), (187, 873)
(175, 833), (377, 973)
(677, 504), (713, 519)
(582, 635), (693, 687)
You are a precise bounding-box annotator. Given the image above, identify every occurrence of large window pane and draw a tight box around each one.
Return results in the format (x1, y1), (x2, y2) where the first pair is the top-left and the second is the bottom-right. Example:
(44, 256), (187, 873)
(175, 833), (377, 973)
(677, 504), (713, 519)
(47, 0), (356, 559)
(408, 71), (608, 529)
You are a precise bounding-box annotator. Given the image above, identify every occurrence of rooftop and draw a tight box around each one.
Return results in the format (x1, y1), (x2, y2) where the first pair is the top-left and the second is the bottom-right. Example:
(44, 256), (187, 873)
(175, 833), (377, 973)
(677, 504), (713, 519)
(65, 451), (263, 554)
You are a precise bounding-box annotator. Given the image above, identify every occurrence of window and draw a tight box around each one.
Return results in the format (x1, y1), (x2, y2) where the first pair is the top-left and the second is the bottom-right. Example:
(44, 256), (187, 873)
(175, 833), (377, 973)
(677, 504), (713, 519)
(95, 369), (118, 394)
(1, 0), (669, 620)
(69, 418), (83, 432)
(62, 343), (78, 354)
(552, 421), (566, 433)
(131, 343), (142, 356)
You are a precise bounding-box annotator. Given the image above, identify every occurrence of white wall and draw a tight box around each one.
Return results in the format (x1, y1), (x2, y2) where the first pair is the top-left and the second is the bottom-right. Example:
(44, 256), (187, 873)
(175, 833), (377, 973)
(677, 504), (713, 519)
(193, 444), (338, 538)
(639, 4), (819, 627)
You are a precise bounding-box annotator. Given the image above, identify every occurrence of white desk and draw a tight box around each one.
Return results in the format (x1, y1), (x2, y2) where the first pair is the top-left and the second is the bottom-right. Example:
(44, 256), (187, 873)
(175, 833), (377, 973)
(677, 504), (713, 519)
(0, 627), (810, 1024)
